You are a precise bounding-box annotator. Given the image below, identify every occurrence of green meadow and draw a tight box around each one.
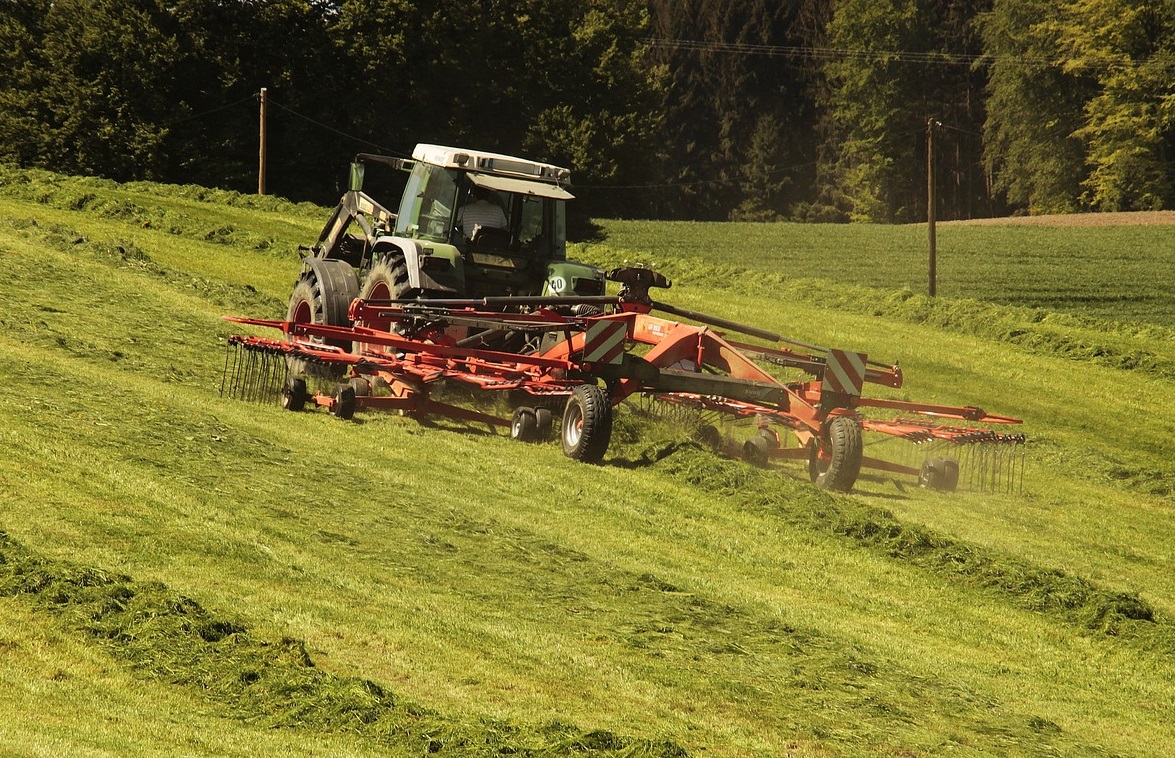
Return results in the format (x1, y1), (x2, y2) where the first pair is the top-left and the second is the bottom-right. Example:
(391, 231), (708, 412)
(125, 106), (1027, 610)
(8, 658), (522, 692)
(1, 166), (1174, 757)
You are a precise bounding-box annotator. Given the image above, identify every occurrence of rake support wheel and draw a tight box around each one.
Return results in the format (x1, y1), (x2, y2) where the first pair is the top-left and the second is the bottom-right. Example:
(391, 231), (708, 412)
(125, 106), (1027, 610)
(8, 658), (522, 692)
(332, 384), (357, 420)
(534, 407), (553, 440)
(280, 376), (308, 412)
(511, 407), (539, 442)
(919, 457), (960, 492)
(743, 435), (771, 467)
(561, 385), (612, 464)
(808, 415), (863, 492)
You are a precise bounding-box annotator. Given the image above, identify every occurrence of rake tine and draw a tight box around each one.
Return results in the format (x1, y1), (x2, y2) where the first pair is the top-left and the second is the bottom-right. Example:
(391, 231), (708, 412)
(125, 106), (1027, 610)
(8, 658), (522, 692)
(220, 341), (232, 397)
(241, 348), (256, 401)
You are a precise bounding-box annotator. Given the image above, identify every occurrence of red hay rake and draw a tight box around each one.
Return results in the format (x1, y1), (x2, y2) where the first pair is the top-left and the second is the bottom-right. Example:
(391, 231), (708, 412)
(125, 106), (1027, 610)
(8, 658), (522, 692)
(222, 268), (1024, 493)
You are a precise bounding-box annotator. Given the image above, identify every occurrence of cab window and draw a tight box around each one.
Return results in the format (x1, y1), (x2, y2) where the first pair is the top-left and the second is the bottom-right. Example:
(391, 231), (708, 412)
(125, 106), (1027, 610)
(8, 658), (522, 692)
(395, 163), (459, 242)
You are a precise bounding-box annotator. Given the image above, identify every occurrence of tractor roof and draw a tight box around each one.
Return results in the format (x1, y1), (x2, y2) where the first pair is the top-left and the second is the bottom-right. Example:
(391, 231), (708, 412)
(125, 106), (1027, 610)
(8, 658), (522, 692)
(413, 144), (572, 186)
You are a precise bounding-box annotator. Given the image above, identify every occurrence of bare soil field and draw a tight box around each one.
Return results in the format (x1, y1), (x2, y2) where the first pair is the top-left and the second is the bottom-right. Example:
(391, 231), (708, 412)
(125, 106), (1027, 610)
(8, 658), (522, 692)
(943, 210), (1175, 226)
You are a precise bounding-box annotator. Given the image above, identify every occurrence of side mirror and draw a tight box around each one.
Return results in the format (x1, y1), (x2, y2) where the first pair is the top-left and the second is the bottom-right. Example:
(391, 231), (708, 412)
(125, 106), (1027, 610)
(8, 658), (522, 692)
(349, 162), (365, 192)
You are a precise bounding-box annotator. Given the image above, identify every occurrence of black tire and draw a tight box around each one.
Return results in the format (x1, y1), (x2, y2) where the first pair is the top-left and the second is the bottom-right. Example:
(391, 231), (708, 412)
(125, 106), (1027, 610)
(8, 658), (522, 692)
(511, 407), (538, 442)
(280, 376), (308, 412)
(355, 255), (412, 352)
(348, 377), (371, 397)
(743, 435), (771, 467)
(534, 407), (553, 440)
(561, 385), (613, 463)
(807, 416), (863, 492)
(919, 457), (960, 491)
(332, 384), (356, 420)
(696, 424), (721, 448)
(287, 265), (356, 378)
(287, 266), (357, 345)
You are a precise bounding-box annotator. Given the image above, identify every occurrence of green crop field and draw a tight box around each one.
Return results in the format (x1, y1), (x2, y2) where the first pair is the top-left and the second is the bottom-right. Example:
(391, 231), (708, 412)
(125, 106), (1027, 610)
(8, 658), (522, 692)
(2, 165), (1175, 757)
(594, 217), (1175, 327)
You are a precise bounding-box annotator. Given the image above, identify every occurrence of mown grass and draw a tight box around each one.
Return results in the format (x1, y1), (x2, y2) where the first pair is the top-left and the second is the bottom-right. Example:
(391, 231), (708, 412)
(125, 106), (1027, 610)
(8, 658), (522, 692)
(2, 167), (1175, 756)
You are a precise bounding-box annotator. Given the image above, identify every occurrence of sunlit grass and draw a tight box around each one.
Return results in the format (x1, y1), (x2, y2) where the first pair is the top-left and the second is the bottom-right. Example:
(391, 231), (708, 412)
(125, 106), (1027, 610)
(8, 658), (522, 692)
(596, 218), (1175, 326)
(2, 168), (1175, 756)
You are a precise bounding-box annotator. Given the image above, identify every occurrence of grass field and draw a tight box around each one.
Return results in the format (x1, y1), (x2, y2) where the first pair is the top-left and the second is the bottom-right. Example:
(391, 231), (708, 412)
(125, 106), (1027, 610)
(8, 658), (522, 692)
(594, 217), (1175, 327)
(2, 166), (1174, 757)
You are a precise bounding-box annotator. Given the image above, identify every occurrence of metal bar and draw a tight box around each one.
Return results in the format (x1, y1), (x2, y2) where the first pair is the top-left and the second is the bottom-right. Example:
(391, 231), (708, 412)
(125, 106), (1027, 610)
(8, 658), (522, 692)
(858, 396), (1022, 424)
(860, 456), (921, 477)
(365, 295), (619, 309)
(650, 300), (785, 343)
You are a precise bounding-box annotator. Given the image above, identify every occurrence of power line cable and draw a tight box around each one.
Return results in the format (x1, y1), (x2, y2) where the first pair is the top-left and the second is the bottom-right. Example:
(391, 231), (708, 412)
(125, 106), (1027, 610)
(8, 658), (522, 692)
(267, 97), (408, 157)
(164, 93), (257, 127)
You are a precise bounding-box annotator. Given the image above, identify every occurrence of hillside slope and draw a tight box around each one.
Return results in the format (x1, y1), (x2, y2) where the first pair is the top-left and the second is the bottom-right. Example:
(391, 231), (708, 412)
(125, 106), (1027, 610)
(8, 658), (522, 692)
(1, 168), (1173, 757)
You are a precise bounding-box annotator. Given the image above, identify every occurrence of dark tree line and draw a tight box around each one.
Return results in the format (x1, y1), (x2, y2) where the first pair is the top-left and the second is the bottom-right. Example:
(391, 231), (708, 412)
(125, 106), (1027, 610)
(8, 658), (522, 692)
(2, 0), (1173, 222)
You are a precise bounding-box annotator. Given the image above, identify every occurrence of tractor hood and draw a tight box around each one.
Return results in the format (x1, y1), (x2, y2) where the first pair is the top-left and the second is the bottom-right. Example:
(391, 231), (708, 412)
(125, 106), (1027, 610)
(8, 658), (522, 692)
(468, 172), (575, 201)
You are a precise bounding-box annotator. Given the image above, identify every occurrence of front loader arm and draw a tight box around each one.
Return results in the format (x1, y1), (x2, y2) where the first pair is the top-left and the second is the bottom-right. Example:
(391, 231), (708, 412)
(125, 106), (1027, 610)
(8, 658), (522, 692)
(311, 190), (396, 259)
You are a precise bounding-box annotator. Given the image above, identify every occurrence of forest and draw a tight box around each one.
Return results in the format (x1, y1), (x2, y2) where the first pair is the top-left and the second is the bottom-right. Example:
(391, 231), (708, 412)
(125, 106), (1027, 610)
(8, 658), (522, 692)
(2, 0), (1173, 223)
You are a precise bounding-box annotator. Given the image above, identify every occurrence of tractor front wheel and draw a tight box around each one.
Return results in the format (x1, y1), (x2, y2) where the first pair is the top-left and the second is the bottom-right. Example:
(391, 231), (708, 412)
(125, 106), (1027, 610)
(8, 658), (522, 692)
(561, 385), (612, 464)
(355, 255), (411, 352)
(807, 416), (863, 492)
(287, 265), (356, 378)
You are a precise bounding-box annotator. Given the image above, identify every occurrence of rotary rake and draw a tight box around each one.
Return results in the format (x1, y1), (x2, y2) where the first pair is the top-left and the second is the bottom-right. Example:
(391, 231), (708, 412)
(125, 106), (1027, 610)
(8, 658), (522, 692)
(222, 267), (1024, 493)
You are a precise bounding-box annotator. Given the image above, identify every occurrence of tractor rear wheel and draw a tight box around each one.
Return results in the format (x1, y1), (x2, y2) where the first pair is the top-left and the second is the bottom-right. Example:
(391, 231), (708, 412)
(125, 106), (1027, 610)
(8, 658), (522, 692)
(561, 385), (612, 463)
(807, 416), (863, 492)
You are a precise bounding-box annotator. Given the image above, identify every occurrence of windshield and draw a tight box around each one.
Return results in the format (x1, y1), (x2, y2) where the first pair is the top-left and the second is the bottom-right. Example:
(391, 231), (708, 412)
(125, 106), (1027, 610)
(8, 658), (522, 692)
(395, 162), (459, 242)
(395, 164), (568, 257)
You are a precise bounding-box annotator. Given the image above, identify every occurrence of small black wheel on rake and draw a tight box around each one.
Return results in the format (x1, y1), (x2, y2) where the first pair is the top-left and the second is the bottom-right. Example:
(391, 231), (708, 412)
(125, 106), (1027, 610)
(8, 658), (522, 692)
(534, 407), (554, 441)
(511, 407), (539, 442)
(281, 376), (308, 412)
(743, 435), (771, 467)
(807, 416), (863, 492)
(561, 385), (613, 464)
(333, 384), (357, 420)
(348, 377), (372, 397)
(919, 457), (959, 492)
(696, 424), (721, 448)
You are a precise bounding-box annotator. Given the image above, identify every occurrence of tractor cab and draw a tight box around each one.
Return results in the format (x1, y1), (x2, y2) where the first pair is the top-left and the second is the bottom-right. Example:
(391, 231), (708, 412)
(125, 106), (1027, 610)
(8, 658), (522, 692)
(293, 144), (605, 347)
(392, 144), (599, 298)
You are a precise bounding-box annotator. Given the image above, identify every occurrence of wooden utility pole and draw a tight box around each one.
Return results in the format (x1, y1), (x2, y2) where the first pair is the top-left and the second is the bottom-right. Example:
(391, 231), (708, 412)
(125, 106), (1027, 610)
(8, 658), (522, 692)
(258, 87), (268, 195)
(926, 116), (939, 297)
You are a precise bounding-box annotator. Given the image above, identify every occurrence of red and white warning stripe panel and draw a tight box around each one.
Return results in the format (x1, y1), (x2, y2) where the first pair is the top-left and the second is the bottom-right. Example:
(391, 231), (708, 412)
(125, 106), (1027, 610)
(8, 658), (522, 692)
(823, 349), (867, 396)
(582, 320), (628, 365)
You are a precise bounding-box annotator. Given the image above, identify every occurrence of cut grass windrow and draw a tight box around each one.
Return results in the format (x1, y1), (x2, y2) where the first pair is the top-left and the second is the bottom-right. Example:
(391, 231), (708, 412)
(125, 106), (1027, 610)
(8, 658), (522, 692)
(0, 530), (688, 758)
(644, 442), (1167, 646)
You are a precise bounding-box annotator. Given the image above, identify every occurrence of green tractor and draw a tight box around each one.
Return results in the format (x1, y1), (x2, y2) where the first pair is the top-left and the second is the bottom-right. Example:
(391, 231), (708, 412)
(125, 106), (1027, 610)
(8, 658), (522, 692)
(287, 144), (606, 350)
